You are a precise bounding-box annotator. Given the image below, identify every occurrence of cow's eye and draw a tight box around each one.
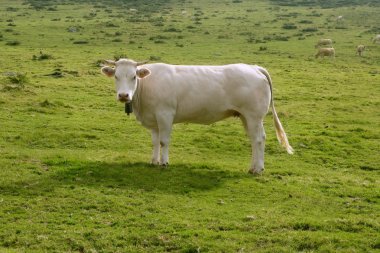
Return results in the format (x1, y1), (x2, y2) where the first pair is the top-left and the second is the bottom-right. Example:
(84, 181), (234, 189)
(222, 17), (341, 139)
(133, 75), (136, 80)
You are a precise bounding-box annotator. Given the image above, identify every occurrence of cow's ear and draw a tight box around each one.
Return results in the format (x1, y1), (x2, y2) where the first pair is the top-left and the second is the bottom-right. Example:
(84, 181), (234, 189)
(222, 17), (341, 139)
(101, 66), (115, 77)
(137, 68), (150, 78)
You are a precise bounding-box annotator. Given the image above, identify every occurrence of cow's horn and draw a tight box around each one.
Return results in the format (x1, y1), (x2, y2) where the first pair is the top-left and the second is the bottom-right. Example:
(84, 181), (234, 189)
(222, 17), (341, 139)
(136, 60), (149, 66)
(103, 60), (116, 66)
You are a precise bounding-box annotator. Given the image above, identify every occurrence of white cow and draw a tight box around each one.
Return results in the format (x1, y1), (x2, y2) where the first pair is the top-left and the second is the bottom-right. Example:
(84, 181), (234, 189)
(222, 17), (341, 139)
(373, 34), (380, 44)
(315, 48), (335, 58)
(356, 45), (366, 56)
(101, 59), (293, 174)
(315, 39), (333, 48)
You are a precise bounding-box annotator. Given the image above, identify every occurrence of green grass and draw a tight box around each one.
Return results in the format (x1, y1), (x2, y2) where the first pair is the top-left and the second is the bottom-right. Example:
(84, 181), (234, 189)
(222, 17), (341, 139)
(0, 0), (379, 252)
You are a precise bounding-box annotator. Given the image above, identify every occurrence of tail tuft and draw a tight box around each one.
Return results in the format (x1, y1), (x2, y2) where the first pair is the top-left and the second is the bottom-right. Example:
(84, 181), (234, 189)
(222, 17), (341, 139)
(273, 110), (294, 154)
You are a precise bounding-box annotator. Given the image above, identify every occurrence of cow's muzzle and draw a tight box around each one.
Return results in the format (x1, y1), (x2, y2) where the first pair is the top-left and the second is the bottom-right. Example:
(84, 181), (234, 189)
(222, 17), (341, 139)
(118, 93), (131, 103)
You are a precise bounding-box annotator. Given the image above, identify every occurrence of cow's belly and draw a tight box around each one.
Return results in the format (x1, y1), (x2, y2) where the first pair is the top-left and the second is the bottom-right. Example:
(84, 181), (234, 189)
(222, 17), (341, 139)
(174, 107), (234, 125)
(173, 94), (237, 124)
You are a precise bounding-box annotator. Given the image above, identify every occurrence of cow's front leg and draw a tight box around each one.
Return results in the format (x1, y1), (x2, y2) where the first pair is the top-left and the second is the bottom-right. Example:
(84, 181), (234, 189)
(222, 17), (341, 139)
(151, 128), (160, 165)
(157, 113), (174, 166)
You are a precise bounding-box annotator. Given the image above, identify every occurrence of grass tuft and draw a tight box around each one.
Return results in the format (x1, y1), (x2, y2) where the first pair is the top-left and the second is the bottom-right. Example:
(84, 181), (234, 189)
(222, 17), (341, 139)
(6, 72), (28, 87)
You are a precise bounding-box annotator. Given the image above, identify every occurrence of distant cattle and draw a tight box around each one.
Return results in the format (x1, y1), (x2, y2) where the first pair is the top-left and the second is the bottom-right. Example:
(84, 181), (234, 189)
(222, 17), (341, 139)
(129, 8), (138, 12)
(315, 39), (333, 48)
(315, 48), (335, 59)
(373, 34), (380, 44)
(101, 59), (293, 174)
(336, 15), (344, 22)
(356, 45), (366, 57)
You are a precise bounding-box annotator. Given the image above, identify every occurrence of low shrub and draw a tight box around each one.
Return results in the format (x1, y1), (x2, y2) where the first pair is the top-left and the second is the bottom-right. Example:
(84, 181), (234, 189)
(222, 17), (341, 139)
(302, 27), (318, 32)
(113, 54), (128, 60)
(149, 35), (169, 40)
(335, 25), (348, 29)
(6, 7), (18, 12)
(40, 99), (55, 108)
(105, 22), (119, 27)
(73, 40), (89, 44)
(6, 72), (28, 88)
(299, 20), (313, 24)
(259, 46), (267, 51)
(307, 12), (322, 17)
(282, 23), (297, 29)
(33, 52), (53, 61)
(149, 55), (161, 61)
(218, 35), (230, 39)
(46, 70), (64, 78)
(164, 27), (182, 33)
(6, 40), (20, 46)
(274, 35), (289, 41)
(152, 22), (164, 27)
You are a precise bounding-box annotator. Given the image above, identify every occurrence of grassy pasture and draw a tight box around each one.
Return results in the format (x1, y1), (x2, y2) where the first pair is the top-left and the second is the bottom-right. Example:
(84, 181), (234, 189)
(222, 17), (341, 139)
(0, 0), (379, 252)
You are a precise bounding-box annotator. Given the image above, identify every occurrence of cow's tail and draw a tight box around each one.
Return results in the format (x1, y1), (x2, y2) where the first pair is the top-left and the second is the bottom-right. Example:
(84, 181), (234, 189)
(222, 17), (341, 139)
(257, 66), (294, 154)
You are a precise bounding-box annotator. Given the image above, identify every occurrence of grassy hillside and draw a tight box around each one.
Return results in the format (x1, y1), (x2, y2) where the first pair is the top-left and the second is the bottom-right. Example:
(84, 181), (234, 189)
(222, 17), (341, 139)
(0, 0), (379, 252)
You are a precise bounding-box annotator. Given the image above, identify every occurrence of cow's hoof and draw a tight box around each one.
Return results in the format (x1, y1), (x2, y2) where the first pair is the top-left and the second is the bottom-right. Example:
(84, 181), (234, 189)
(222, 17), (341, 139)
(160, 162), (169, 167)
(248, 168), (264, 175)
(151, 160), (160, 166)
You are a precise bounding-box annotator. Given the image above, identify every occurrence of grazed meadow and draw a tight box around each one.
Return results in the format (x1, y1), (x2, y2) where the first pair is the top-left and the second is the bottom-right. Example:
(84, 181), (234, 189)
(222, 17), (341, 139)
(0, 0), (379, 252)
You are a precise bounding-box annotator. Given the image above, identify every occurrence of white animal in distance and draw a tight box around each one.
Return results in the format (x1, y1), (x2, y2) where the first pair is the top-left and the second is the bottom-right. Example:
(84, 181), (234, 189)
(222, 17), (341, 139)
(315, 47), (335, 58)
(356, 45), (366, 56)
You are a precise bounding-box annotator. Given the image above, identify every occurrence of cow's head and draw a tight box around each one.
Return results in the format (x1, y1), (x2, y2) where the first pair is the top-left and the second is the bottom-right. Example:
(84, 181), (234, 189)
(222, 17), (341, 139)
(101, 59), (150, 103)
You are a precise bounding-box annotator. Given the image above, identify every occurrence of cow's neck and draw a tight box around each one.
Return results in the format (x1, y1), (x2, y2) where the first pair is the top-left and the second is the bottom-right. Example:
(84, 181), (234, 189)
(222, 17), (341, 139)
(132, 79), (142, 118)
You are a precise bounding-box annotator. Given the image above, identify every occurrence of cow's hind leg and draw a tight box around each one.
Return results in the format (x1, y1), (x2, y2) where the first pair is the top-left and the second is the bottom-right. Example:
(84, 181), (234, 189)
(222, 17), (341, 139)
(151, 128), (160, 165)
(242, 116), (266, 174)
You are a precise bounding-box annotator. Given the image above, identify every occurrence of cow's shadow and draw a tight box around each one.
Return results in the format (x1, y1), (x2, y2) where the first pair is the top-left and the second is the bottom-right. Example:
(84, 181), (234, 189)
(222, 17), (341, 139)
(3, 160), (246, 196)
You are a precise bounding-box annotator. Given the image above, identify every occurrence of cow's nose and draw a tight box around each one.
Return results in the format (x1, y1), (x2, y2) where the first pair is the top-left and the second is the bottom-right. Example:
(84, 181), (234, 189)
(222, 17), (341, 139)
(118, 93), (128, 99)
(118, 93), (130, 102)
(118, 93), (128, 98)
